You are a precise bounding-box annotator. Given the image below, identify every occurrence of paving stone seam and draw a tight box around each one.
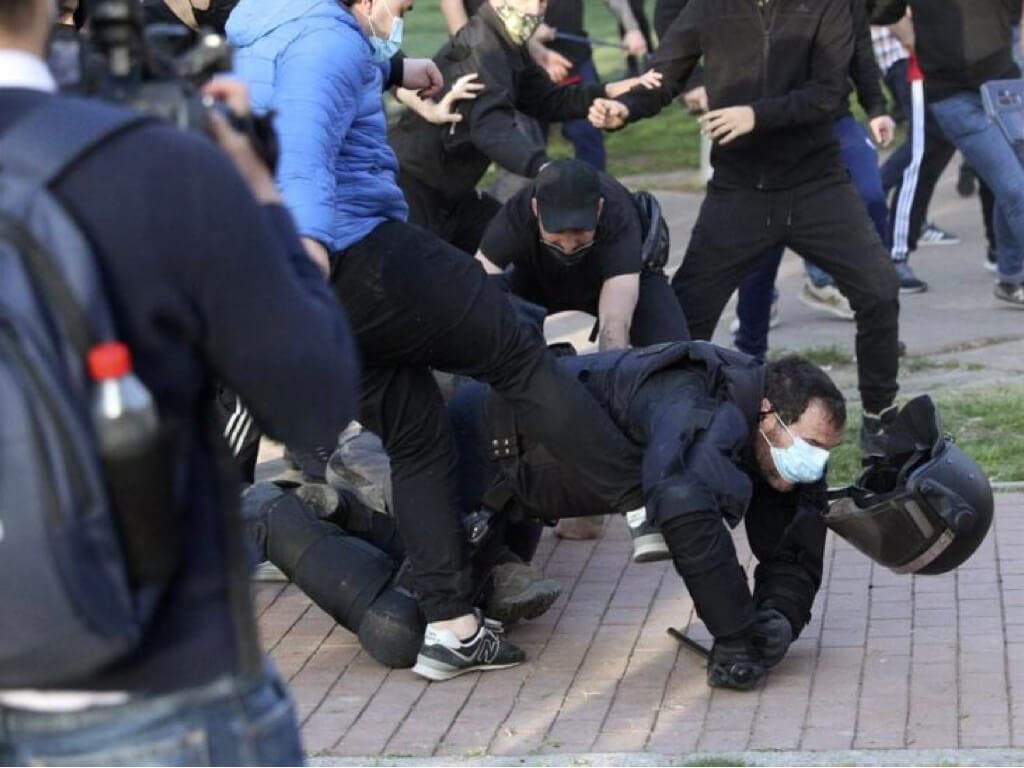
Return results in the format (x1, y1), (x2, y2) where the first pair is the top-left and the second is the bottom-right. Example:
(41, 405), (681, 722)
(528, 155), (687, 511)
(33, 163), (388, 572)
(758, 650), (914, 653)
(328, 651), (392, 752)
(268, 595), (313, 654)
(257, 583), (288, 619)
(796, 534), (834, 751)
(997, 513), (1015, 748)
(482, 533), (601, 755)
(955, 567), (964, 749)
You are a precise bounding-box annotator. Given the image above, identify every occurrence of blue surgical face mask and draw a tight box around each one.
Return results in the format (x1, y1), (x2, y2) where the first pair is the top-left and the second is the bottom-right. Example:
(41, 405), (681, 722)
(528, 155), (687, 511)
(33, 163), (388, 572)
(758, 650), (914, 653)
(368, 12), (403, 63)
(761, 413), (830, 485)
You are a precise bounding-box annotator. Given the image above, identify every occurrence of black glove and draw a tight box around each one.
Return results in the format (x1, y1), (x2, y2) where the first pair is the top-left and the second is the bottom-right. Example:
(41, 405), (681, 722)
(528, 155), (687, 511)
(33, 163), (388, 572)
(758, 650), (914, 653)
(751, 607), (793, 668)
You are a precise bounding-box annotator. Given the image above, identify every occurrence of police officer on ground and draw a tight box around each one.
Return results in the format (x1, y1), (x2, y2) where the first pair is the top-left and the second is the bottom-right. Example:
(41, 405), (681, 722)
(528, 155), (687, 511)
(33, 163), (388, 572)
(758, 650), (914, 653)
(476, 159), (690, 351)
(0, 0), (358, 760)
(588, 0), (903, 454)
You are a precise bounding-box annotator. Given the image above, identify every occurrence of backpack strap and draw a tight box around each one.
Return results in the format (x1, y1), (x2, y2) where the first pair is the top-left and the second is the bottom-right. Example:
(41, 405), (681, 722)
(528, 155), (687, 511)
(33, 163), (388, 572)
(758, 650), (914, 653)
(0, 100), (153, 357)
(0, 98), (152, 187)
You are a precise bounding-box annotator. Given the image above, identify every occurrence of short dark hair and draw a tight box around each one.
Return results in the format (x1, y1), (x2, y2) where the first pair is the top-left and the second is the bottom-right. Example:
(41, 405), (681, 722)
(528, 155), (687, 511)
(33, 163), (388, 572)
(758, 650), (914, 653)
(764, 354), (846, 429)
(0, 0), (39, 31)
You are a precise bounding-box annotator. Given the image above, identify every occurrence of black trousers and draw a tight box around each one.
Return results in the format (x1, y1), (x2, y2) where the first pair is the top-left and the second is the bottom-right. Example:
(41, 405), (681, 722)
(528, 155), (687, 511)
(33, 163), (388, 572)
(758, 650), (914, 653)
(506, 268), (691, 346)
(399, 172), (502, 255)
(671, 174), (900, 414)
(332, 221), (643, 621)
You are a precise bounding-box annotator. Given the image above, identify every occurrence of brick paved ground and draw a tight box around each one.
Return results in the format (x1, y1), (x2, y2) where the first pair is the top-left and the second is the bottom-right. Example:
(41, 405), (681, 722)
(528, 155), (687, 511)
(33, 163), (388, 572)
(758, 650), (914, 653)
(256, 492), (1024, 762)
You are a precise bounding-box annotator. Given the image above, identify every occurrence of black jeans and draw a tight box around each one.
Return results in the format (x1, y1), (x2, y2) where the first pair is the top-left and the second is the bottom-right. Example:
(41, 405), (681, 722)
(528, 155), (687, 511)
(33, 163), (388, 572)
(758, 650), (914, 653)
(332, 221), (642, 621)
(671, 174), (900, 414)
(399, 173), (503, 255)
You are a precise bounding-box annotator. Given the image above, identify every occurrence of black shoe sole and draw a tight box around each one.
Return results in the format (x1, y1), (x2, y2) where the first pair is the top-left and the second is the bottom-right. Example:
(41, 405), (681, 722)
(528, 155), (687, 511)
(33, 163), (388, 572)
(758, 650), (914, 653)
(486, 579), (561, 624)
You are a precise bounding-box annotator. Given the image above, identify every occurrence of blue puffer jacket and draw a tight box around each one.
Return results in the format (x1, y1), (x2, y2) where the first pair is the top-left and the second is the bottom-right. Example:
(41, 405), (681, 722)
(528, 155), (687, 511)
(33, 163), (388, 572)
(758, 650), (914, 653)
(227, 0), (408, 252)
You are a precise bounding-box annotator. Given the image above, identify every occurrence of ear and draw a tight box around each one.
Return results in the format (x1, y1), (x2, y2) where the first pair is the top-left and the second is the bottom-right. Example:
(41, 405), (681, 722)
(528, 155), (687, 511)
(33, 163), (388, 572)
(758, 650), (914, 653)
(531, 197), (538, 217)
(758, 398), (774, 427)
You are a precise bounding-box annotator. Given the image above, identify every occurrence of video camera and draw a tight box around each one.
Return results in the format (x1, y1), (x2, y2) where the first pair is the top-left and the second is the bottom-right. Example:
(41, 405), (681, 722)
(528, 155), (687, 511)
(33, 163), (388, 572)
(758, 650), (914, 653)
(49, 0), (276, 168)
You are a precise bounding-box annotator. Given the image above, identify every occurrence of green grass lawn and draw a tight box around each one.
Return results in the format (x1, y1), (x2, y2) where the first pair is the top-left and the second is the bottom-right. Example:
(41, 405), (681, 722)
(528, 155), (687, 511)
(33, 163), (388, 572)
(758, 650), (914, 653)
(401, 0), (703, 175)
(826, 385), (1024, 487)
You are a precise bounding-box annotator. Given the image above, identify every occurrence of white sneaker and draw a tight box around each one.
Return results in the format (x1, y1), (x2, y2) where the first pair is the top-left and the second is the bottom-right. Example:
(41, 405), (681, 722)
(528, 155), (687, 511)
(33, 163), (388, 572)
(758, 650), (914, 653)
(798, 280), (855, 320)
(626, 508), (671, 563)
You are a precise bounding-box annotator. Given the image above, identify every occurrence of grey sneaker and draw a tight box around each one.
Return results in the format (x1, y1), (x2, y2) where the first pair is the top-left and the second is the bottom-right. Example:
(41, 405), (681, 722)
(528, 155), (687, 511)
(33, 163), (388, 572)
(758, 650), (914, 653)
(994, 282), (1024, 308)
(485, 561), (561, 624)
(798, 280), (854, 320)
(894, 261), (928, 294)
(919, 221), (960, 246)
(412, 612), (525, 681)
(626, 508), (671, 563)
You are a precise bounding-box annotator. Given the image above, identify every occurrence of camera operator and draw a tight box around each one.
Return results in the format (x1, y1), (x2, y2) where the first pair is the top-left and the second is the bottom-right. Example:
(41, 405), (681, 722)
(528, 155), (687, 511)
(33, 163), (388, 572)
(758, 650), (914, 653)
(0, 0), (359, 763)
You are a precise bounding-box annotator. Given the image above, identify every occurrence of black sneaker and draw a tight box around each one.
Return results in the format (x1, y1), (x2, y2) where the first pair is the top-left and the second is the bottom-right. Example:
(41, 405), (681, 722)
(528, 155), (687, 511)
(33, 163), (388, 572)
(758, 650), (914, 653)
(412, 612), (525, 681)
(707, 633), (766, 691)
(626, 508), (671, 563)
(894, 260), (928, 294)
(995, 281), (1024, 308)
(860, 404), (899, 457)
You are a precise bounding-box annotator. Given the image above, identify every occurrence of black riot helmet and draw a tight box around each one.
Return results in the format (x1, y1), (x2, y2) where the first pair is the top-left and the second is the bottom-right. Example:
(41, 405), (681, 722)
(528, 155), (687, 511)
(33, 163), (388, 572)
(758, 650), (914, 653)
(824, 395), (993, 575)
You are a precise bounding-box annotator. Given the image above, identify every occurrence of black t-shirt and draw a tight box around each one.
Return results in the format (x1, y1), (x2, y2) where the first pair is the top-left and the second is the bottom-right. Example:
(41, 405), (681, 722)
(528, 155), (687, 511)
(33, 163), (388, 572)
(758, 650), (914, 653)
(479, 171), (642, 313)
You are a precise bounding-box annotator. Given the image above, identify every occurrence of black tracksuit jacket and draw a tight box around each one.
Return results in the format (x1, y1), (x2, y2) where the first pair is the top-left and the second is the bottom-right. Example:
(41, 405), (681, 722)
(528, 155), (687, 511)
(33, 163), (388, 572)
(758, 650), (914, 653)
(870, 0), (1020, 101)
(388, 2), (605, 198)
(619, 0), (855, 190)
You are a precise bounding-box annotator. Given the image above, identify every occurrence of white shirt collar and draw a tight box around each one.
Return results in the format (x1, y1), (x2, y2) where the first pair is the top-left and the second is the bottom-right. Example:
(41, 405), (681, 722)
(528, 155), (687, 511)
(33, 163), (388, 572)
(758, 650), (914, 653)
(0, 49), (57, 93)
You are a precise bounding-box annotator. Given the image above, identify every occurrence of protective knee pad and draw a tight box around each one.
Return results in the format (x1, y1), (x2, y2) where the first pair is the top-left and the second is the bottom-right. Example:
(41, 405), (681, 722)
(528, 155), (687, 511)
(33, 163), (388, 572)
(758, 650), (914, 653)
(359, 587), (425, 669)
(264, 493), (396, 630)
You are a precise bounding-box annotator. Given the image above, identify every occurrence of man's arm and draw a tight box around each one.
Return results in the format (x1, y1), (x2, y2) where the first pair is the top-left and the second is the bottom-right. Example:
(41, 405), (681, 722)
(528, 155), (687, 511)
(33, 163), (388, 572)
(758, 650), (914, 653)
(743, 480), (829, 639)
(613, 0), (702, 122)
(597, 273), (640, 351)
(850, 0), (888, 119)
(516, 62), (606, 123)
(869, 0), (910, 28)
(748, 0), (854, 131)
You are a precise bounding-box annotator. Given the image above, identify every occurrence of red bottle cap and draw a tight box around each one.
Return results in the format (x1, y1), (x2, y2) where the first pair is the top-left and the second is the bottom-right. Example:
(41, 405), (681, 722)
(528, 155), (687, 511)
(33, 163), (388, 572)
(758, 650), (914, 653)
(87, 341), (132, 381)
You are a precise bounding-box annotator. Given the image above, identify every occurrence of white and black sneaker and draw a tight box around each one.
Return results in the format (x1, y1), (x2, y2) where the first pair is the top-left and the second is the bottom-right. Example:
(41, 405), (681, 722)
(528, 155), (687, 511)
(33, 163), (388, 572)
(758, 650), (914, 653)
(626, 508), (671, 563)
(412, 613), (525, 681)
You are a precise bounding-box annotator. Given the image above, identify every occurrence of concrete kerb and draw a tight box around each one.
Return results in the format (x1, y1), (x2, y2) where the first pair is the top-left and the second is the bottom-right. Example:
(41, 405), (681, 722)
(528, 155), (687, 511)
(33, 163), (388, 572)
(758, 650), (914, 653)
(309, 748), (1024, 766)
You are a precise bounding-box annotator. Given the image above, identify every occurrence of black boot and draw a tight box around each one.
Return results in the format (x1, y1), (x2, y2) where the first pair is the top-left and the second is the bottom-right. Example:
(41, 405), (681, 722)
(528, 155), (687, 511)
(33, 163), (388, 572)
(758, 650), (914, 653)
(707, 631), (766, 691)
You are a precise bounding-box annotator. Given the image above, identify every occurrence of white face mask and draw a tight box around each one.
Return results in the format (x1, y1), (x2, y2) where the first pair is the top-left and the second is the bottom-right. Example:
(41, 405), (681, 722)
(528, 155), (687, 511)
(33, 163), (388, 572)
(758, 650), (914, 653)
(760, 413), (830, 485)
(363, 1), (404, 62)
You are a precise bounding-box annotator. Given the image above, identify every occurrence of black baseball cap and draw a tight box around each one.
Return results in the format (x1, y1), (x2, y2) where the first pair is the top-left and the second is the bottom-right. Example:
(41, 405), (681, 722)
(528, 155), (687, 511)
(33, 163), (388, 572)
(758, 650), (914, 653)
(534, 159), (602, 233)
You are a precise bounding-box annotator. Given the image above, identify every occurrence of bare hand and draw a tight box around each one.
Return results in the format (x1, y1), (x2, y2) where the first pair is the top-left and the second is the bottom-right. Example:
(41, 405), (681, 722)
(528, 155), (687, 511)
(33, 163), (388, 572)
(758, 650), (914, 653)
(422, 73), (485, 124)
(588, 98), (629, 130)
(701, 105), (755, 144)
(621, 29), (648, 57)
(403, 58), (444, 98)
(604, 70), (662, 98)
(683, 85), (708, 114)
(202, 80), (280, 205)
(540, 47), (573, 83)
(869, 115), (896, 148)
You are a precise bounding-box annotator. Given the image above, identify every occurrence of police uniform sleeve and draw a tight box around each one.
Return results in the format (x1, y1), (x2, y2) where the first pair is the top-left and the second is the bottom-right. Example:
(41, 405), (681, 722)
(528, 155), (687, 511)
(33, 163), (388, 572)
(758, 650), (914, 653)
(617, 0), (703, 122)
(744, 479), (828, 638)
(749, 0), (854, 130)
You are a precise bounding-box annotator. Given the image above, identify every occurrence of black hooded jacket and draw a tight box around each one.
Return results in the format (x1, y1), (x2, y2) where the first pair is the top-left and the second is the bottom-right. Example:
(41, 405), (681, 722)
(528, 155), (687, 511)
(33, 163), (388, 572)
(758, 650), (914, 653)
(618, 0), (854, 190)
